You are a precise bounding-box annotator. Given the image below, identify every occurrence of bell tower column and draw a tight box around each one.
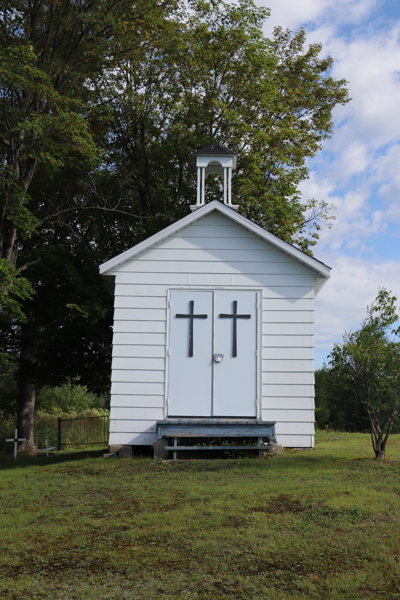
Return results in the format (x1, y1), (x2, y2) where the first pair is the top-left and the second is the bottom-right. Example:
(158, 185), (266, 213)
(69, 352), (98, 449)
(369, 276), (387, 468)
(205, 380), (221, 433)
(191, 144), (238, 210)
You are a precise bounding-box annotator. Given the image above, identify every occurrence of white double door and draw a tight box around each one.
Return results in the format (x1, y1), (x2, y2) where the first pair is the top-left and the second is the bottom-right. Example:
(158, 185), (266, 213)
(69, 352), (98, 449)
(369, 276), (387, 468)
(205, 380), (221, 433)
(167, 290), (258, 417)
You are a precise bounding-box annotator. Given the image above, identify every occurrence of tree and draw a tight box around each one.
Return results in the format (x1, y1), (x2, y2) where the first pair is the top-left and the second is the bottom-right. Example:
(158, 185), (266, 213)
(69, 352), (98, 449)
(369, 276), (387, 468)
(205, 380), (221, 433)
(0, 0), (174, 449)
(329, 289), (400, 459)
(1, 0), (349, 451)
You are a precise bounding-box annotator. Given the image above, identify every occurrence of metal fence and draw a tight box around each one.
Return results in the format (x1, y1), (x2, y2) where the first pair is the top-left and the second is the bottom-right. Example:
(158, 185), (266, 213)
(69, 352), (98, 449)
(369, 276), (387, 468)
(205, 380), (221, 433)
(58, 415), (109, 450)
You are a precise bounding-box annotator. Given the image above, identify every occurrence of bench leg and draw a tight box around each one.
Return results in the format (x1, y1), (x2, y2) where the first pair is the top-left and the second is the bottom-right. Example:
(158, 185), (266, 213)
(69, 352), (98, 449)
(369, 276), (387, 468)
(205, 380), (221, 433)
(173, 437), (178, 461)
(258, 437), (263, 458)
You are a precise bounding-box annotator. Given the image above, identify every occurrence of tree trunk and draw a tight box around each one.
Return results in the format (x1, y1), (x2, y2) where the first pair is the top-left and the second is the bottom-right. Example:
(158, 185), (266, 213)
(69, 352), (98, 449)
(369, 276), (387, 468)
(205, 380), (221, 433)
(17, 382), (36, 452)
(16, 324), (38, 452)
(373, 436), (386, 460)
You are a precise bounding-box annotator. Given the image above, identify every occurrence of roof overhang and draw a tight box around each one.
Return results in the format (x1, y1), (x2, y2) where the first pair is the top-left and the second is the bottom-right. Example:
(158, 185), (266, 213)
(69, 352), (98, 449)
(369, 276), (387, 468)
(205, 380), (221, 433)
(100, 200), (331, 279)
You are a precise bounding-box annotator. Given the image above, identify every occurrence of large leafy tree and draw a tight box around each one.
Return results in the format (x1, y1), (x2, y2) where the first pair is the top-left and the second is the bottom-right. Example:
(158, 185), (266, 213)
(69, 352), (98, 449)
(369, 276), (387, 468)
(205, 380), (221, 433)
(329, 290), (400, 459)
(1, 0), (349, 450)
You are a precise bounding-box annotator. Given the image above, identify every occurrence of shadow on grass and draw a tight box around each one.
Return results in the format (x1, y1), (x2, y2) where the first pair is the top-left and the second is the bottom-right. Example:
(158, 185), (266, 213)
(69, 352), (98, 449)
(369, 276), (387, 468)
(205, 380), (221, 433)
(0, 447), (107, 470)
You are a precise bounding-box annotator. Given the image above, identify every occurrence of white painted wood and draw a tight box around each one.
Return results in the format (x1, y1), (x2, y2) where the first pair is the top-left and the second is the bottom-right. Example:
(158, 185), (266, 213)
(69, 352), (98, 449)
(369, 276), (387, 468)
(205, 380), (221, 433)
(262, 409), (314, 422)
(117, 262), (313, 276)
(112, 357), (165, 370)
(262, 347), (314, 359)
(263, 299), (313, 310)
(114, 296), (166, 309)
(262, 335), (314, 347)
(168, 291), (213, 417)
(162, 236), (278, 250)
(131, 248), (301, 263)
(112, 332), (165, 346)
(109, 432), (157, 445)
(110, 420), (157, 433)
(262, 311), (313, 323)
(275, 422), (315, 435)
(213, 290), (257, 417)
(113, 321), (166, 333)
(262, 323), (313, 335)
(275, 434), (314, 448)
(176, 224), (252, 238)
(101, 202), (331, 278)
(112, 345), (165, 358)
(263, 372), (314, 384)
(115, 284), (170, 296)
(111, 407), (164, 421)
(262, 384), (314, 396)
(111, 382), (164, 395)
(104, 202), (326, 450)
(262, 398), (315, 410)
(110, 395), (164, 408)
(187, 274), (231, 286)
(262, 359), (314, 372)
(115, 272), (188, 285)
(111, 370), (164, 383)
(113, 308), (167, 321)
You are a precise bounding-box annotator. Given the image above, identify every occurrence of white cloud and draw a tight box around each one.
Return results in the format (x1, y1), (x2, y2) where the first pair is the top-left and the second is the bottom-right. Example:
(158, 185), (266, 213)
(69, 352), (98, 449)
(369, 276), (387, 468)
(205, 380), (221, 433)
(315, 254), (400, 353)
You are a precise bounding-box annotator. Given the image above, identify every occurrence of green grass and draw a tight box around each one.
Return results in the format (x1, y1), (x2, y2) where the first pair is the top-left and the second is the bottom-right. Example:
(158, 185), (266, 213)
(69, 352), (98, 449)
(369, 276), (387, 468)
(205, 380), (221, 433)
(1, 432), (399, 600)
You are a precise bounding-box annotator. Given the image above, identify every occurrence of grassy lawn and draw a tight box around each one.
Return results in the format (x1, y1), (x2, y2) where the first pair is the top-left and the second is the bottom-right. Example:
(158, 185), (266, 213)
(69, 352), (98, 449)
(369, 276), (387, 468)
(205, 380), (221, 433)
(0, 432), (399, 600)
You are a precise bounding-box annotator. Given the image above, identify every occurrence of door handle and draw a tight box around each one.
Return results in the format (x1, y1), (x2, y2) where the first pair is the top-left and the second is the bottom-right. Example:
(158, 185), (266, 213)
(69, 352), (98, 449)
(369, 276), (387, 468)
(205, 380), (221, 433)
(213, 354), (224, 363)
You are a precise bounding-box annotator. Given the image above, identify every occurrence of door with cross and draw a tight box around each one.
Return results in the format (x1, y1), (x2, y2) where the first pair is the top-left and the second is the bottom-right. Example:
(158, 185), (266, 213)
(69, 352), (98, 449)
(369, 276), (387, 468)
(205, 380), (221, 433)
(167, 290), (258, 417)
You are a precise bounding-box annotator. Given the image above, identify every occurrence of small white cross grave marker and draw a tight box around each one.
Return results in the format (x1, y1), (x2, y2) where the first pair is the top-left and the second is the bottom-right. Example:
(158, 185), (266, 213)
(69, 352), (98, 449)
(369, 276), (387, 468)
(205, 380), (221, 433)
(37, 439), (56, 457)
(6, 429), (26, 460)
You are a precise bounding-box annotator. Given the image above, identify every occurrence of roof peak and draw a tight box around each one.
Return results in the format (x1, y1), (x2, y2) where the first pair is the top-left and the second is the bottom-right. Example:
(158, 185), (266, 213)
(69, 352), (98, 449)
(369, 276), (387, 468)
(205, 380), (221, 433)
(194, 144), (236, 156)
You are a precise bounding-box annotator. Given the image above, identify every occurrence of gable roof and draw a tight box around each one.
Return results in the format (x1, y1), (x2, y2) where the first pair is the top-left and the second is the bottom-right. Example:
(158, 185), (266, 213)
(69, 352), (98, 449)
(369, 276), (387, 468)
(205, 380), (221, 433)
(99, 200), (331, 278)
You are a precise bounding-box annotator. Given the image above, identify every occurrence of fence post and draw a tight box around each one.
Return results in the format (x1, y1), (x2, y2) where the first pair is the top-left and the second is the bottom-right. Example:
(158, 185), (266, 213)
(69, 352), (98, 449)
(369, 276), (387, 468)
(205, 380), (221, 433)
(58, 417), (61, 451)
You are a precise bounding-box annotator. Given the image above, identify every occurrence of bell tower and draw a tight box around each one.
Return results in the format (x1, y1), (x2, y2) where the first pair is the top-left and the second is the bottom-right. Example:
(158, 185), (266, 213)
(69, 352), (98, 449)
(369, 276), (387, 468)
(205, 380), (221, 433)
(191, 145), (238, 210)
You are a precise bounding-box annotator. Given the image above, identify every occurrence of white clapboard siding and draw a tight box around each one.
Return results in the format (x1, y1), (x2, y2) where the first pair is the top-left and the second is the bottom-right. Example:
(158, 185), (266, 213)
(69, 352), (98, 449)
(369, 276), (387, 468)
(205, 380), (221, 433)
(111, 407), (164, 421)
(112, 345), (166, 358)
(275, 422), (315, 435)
(275, 434), (314, 448)
(262, 397), (315, 410)
(262, 359), (314, 372)
(112, 357), (165, 370)
(261, 286), (314, 299)
(263, 347), (314, 359)
(109, 432), (157, 446)
(262, 311), (313, 323)
(114, 273), (188, 285)
(262, 384), (314, 397)
(162, 236), (293, 250)
(114, 308), (167, 321)
(262, 372), (315, 385)
(111, 382), (164, 395)
(119, 261), (313, 276)
(175, 224), (255, 237)
(263, 299), (313, 310)
(114, 296), (167, 309)
(112, 333), (165, 346)
(132, 248), (302, 263)
(110, 420), (157, 433)
(111, 370), (164, 383)
(261, 409), (314, 422)
(115, 284), (172, 297)
(107, 210), (321, 449)
(113, 321), (166, 333)
(262, 323), (313, 335)
(110, 395), (164, 408)
(262, 335), (315, 347)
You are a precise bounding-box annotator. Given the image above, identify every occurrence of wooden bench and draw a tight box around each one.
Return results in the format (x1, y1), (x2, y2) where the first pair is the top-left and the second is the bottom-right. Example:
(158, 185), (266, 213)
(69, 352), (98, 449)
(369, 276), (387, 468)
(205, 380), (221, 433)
(156, 420), (277, 460)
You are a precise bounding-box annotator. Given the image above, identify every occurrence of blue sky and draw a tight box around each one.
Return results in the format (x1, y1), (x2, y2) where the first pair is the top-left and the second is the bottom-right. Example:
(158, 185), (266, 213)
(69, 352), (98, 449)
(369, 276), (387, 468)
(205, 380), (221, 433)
(253, 0), (400, 367)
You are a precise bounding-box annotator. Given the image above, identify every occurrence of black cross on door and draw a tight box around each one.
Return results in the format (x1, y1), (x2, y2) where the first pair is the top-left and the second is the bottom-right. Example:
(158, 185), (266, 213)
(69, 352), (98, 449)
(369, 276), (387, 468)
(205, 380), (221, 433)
(176, 300), (208, 357)
(219, 300), (251, 357)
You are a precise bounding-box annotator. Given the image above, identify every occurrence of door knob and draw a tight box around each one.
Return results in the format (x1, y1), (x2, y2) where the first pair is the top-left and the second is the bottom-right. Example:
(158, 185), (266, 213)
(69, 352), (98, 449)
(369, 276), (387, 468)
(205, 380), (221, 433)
(213, 354), (224, 363)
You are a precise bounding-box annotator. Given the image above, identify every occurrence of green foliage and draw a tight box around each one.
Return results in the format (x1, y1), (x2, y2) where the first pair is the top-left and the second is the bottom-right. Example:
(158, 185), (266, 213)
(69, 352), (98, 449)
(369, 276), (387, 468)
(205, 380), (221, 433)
(0, 361), (18, 420)
(329, 289), (400, 458)
(36, 380), (108, 415)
